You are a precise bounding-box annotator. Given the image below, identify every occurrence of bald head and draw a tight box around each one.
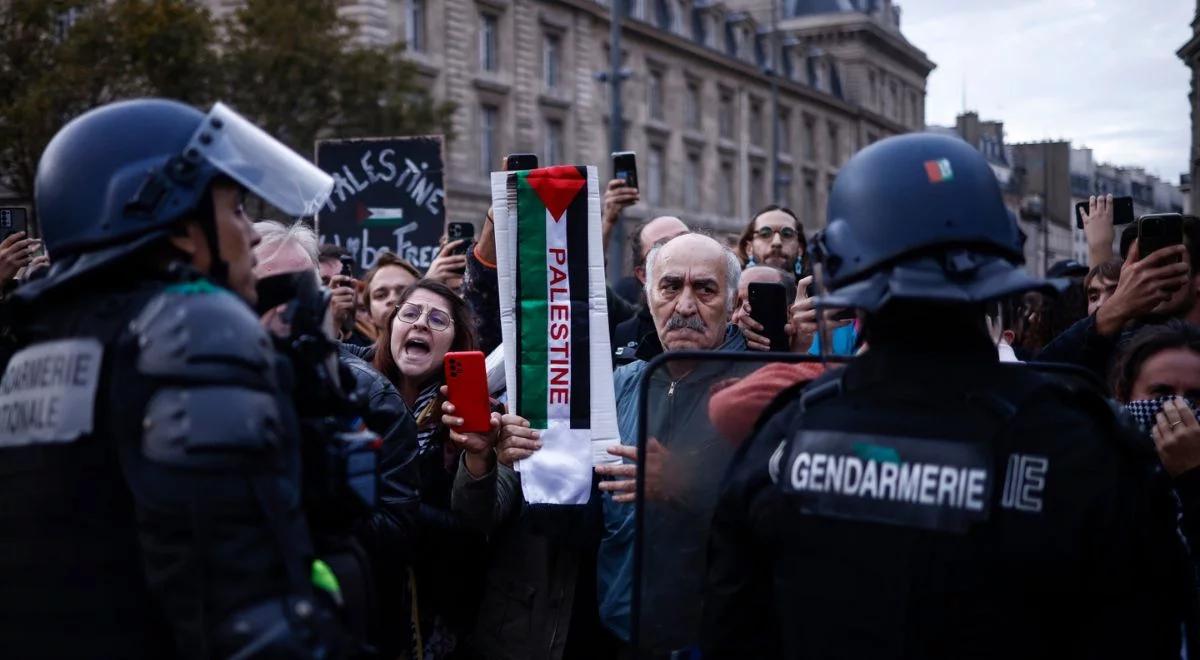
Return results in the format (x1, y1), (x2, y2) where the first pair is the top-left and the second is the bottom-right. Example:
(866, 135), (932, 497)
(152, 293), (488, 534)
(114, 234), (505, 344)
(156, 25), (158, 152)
(645, 233), (742, 351)
(633, 215), (689, 284)
(732, 266), (795, 324)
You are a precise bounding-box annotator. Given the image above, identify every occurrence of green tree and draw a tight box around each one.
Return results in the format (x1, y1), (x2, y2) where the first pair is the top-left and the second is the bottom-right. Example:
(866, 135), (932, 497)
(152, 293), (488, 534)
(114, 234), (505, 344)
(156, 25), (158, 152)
(0, 0), (218, 197)
(0, 0), (453, 202)
(219, 0), (454, 157)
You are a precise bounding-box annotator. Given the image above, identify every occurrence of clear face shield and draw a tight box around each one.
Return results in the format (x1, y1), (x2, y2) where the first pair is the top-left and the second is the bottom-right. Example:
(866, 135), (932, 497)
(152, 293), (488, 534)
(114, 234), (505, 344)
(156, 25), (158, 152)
(185, 102), (334, 217)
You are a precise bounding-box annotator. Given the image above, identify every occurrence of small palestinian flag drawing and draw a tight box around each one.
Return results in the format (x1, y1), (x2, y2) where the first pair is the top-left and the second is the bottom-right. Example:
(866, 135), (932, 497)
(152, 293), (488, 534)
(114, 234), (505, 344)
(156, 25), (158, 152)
(491, 165), (620, 505)
(355, 202), (406, 227)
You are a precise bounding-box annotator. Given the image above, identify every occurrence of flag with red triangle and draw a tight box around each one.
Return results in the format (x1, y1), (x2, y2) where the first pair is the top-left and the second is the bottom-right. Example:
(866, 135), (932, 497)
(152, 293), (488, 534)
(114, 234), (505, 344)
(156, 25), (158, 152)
(491, 165), (620, 505)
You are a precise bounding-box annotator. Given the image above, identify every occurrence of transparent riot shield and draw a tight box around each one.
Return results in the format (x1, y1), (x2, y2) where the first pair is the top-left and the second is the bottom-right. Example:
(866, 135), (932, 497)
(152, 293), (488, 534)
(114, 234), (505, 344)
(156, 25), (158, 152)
(629, 350), (847, 658)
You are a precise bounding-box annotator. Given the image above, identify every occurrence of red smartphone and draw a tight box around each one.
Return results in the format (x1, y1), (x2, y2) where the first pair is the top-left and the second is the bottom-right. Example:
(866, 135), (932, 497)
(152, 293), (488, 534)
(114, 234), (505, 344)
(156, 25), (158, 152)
(443, 351), (491, 433)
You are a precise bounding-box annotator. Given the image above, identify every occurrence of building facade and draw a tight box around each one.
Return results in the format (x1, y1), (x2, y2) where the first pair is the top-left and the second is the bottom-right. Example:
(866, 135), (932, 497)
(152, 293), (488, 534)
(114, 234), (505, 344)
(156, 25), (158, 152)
(935, 112), (1185, 276)
(1180, 0), (1200, 215)
(293, 0), (934, 273)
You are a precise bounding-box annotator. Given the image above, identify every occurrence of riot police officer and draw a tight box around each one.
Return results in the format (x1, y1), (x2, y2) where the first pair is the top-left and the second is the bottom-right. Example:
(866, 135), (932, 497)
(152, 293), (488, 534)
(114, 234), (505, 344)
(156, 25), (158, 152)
(702, 133), (1194, 659)
(0, 99), (343, 658)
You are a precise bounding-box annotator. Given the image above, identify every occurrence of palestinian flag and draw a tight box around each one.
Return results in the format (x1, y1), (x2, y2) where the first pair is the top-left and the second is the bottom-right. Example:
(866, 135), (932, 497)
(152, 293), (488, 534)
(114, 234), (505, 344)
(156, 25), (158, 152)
(492, 165), (619, 505)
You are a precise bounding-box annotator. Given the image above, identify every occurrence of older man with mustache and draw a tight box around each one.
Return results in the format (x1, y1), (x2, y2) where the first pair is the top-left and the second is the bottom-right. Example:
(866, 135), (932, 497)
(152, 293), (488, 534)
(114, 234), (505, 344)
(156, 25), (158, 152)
(593, 232), (747, 649)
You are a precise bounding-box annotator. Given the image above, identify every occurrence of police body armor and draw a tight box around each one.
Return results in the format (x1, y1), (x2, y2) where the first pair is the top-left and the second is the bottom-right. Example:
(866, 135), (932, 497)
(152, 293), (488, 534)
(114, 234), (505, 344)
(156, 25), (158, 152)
(0, 274), (340, 659)
(702, 348), (1191, 659)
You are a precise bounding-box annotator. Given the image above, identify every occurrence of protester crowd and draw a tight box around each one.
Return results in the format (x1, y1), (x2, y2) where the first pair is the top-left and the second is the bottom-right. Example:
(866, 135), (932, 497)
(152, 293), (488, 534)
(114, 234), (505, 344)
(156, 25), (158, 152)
(5, 97), (1200, 660)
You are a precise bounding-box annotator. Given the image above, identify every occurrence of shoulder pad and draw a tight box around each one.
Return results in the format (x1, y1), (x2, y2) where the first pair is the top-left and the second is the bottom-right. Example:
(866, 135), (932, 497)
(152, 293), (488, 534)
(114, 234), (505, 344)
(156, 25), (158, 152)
(130, 286), (274, 383)
(143, 386), (284, 469)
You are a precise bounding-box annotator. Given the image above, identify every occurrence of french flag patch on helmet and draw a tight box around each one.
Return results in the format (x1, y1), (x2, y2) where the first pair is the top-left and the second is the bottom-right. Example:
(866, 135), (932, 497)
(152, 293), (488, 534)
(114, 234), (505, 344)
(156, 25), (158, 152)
(924, 158), (954, 184)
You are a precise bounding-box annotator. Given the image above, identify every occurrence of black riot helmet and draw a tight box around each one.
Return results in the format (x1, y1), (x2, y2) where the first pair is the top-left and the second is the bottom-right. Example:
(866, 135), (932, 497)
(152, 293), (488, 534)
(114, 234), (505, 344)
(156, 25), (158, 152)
(24, 98), (333, 299)
(811, 133), (1047, 312)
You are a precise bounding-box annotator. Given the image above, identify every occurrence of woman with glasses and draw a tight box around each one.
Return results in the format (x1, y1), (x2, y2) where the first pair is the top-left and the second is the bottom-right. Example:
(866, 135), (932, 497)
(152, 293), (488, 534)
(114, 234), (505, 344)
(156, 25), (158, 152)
(371, 278), (487, 659)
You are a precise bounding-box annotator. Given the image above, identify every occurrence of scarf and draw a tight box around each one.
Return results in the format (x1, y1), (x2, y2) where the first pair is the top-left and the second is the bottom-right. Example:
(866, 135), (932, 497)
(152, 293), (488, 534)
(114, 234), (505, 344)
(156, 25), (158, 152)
(1123, 395), (1200, 435)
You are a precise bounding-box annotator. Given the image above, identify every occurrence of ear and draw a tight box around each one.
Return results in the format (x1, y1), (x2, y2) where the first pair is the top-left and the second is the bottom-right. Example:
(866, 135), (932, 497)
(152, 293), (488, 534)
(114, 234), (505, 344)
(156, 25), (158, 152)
(635, 265), (647, 285)
(1002, 330), (1016, 345)
(168, 221), (210, 272)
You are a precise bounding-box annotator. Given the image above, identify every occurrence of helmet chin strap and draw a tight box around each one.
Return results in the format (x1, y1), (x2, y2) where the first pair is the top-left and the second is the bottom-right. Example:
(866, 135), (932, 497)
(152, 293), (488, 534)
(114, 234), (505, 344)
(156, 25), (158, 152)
(190, 185), (231, 287)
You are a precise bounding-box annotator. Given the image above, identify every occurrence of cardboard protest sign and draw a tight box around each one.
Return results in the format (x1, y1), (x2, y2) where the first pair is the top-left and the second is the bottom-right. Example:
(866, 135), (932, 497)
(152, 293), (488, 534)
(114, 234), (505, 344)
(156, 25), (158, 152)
(315, 136), (446, 271)
(492, 165), (620, 505)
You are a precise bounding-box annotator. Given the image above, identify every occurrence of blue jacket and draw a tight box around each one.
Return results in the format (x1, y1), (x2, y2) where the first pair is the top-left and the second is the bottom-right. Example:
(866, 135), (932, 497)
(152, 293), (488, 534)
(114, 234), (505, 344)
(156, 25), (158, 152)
(596, 324), (747, 641)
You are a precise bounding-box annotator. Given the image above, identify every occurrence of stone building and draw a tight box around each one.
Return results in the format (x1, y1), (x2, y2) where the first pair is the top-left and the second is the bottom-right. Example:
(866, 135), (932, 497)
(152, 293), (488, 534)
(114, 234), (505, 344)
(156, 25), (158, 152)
(1180, 0), (1200, 215)
(251, 0), (934, 272)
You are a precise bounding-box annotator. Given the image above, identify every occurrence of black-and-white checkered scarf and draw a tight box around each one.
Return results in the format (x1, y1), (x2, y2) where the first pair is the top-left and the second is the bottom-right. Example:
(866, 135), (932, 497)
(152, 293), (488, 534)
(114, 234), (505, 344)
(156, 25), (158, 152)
(1123, 396), (1200, 434)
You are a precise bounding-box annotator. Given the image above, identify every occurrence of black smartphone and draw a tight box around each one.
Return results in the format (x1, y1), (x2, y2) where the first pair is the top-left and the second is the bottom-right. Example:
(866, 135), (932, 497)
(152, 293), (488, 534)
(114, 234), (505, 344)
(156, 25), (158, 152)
(447, 222), (475, 256)
(612, 151), (638, 190)
(505, 153), (538, 171)
(748, 282), (789, 352)
(1074, 196), (1135, 230)
(338, 254), (355, 278)
(0, 207), (28, 241)
(1138, 213), (1184, 262)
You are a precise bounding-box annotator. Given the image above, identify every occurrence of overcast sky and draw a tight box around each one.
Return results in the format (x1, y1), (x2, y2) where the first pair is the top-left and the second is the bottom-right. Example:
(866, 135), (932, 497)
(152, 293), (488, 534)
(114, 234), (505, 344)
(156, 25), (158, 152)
(901, 0), (1194, 183)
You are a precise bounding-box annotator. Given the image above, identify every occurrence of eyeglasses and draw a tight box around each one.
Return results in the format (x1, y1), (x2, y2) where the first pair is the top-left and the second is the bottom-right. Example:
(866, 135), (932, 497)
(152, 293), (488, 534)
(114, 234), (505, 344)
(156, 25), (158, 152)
(755, 226), (799, 240)
(396, 302), (454, 332)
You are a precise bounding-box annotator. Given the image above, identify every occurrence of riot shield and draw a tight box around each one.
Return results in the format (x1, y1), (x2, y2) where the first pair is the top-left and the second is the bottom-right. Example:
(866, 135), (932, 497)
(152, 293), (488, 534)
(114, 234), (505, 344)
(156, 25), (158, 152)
(629, 351), (845, 657)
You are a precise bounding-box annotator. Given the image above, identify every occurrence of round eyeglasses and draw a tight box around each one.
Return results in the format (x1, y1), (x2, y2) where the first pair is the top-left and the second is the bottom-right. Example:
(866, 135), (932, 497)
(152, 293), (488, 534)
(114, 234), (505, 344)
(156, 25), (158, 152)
(396, 302), (454, 332)
(755, 226), (799, 240)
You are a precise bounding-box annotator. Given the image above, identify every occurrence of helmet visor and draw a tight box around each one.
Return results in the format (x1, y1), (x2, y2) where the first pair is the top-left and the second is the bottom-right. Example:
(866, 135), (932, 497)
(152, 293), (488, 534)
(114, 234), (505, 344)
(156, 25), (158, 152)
(186, 102), (333, 217)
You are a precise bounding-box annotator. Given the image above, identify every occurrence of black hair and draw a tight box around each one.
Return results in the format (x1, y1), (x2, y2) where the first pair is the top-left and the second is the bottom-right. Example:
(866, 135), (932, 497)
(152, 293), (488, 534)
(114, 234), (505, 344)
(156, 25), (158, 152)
(737, 205), (806, 264)
(1111, 320), (1200, 402)
(318, 243), (348, 261)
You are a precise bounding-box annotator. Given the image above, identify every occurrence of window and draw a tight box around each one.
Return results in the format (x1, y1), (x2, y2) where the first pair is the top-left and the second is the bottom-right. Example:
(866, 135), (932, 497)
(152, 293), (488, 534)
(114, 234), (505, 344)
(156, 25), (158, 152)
(869, 70), (878, 107)
(480, 105), (499, 178)
(405, 0), (426, 52)
(719, 161), (735, 216)
(544, 119), (564, 165)
(692, 12), (708, 46)
(889, 82), (898, 119)
(803, 114), (816, 160)
(827, 122), (840, 166)
(647, 145), (665, 205)
(685, 153), (701, 210)
(480, 13), (499, 72)
(780, 166), (795, 208)
(685, 80), (702, 130)
(909, 92), (919, 126)
(654, 0), (673, 31)
(718, 88), (734, 139)
(779, 107), (792, 154)
(749, 98), (764, 147)
(648, 69), (665, 120)
(804, 172), (817, 226)
(750, 165), (765, 212)
(543, 34), (560, 88)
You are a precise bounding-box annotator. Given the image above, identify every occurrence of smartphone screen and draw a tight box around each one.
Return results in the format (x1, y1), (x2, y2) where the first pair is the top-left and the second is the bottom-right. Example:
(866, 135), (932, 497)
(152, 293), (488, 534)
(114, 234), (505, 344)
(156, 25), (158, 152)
(748, 282), (789, 352)
(1138, 213), (1184, 262)
(505, 153), (538, 171)
(612, 151), (639, 190)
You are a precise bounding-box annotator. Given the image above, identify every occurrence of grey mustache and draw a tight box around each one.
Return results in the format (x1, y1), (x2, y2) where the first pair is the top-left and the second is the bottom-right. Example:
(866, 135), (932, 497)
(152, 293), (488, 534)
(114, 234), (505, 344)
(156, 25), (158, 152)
(665, 314), (707, 332)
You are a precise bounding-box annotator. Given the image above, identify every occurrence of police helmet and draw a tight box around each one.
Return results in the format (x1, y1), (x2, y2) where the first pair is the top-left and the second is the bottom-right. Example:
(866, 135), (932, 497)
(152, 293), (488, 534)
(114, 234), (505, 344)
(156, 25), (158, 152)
(32, 99), (333, 287)
(812, 133), (1047, 312)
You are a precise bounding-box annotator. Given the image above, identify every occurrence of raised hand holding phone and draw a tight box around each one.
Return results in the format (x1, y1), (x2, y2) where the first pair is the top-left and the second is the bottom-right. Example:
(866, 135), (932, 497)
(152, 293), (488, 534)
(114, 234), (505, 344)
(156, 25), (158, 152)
(748, 281), (789, 352)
